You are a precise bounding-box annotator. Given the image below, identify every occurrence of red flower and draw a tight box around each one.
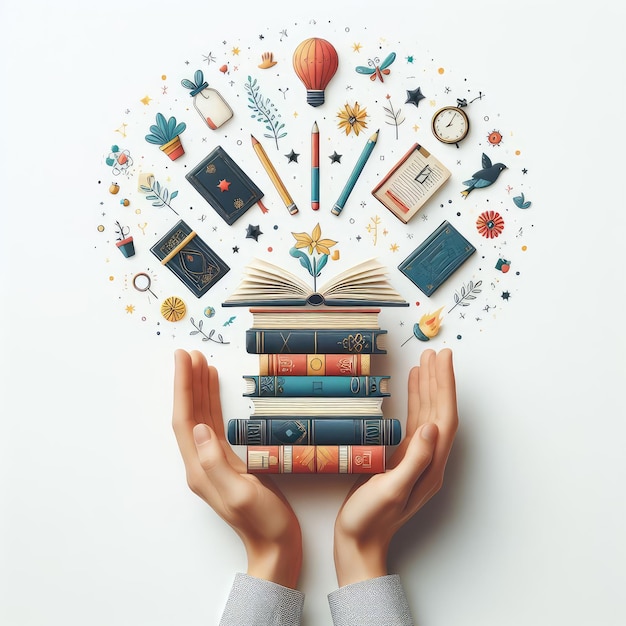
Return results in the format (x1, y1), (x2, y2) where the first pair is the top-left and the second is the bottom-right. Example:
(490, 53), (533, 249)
(476, 210), (505, 239)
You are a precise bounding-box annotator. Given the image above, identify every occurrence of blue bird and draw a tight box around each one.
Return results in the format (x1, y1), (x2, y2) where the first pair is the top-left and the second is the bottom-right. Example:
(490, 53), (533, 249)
(461, 153), (507, 198)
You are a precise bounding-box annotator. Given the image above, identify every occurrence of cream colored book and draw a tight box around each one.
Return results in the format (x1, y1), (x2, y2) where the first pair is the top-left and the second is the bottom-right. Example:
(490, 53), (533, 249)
(223, 258), (408, 307)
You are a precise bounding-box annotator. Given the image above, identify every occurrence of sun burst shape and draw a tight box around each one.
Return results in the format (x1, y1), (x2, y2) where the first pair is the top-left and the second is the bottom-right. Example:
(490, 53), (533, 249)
(161, 296), (187, 322)
(337, 102), (368, 136)
(476, 210), (505, 239)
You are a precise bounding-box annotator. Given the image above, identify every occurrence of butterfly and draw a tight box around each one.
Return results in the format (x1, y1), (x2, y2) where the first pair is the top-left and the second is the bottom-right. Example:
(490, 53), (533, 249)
(356, 52), (396, 82)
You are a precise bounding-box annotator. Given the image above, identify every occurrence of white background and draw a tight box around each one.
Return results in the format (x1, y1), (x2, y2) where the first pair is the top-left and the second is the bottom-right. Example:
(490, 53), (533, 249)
(1, 1), (625, 625)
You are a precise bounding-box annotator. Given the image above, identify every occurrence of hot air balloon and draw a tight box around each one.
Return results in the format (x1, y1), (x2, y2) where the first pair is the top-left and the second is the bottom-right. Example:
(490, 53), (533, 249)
(292, 37), (339, 107)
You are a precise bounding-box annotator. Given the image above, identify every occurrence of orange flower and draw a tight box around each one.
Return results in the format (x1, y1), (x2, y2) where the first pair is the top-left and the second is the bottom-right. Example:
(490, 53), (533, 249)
(337, 102), (368, 136)
(291, 223), (337, 255)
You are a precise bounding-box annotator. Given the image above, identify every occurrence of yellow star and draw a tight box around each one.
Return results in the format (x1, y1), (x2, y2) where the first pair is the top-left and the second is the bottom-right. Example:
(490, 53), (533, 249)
(413, 124), (420, 132)
(232, 47), (240, 55)
(293, 111), (299, 118)
(126, 304), (136, 314)
(352, 42), (362, 52)
(140, 95), (152, 105)
(390, 243), (399, 252)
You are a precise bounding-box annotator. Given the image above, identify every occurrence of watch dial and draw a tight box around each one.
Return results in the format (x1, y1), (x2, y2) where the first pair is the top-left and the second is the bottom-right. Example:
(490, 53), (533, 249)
(433, 108), (468, 142)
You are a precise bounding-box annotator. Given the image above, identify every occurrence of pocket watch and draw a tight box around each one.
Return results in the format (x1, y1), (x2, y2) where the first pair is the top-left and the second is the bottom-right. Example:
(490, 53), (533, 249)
(431, 105), (470, 144)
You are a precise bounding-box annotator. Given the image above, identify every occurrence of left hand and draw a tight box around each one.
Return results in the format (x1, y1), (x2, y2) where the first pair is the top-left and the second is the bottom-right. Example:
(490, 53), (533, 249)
(172, 349), (302, 589)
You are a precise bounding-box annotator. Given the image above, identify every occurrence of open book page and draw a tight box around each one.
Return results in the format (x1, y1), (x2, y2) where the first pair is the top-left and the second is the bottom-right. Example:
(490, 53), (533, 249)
(372, 144), (451, 224)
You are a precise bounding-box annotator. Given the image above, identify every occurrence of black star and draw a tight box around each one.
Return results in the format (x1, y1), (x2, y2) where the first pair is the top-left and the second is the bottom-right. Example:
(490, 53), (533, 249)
(246, 224), (263, 241)
(232, 245), (240, 253)
(522, 168), (528, 174)
(405, 86), (425, 108)
(501, 291), (511, 300)
(329, 151), (342, 163)
(285, 149), (300, 163)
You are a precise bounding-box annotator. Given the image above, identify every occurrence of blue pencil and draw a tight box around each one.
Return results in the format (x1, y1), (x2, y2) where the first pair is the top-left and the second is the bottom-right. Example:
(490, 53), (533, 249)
(331, 130), (378, 216)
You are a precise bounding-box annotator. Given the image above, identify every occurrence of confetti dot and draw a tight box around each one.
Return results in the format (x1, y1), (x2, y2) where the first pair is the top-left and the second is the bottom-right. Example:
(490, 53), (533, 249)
(109, 276), (114, 281)
(515, 150), (521, 155)
(457, 335), (462, 340)
(267, 246), (273, 252)
(415, 301), (420, 306)
(135, 208), (141, 214)
(438, 67), (445, 74)
(521, 245), (527, 251)
(273, 224), (278, 230)
(204, 306), (216, 318)
(97, 225), (105, 232)
(161, 74), (167, 80)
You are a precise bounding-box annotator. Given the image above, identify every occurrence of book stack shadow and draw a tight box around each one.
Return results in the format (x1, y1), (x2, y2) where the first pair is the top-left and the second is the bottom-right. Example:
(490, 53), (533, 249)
(226, 308), (401, 474)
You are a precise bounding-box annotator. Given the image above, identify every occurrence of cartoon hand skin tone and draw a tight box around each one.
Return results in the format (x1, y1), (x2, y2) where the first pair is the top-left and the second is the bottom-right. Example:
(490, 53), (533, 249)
(172, 348), (457, 591)
(333, 348), (458, 587)
(172, 349), (302, 589)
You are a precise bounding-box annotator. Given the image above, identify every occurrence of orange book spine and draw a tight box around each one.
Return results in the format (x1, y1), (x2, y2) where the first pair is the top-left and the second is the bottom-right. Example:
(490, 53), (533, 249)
(258, 353), (370, 376)
(247, 445), (385, 474)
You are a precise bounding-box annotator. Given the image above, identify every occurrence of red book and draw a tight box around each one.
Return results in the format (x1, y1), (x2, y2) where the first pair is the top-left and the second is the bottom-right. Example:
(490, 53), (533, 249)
(247, 445), (385, 474)
(259, 353), (370, 376)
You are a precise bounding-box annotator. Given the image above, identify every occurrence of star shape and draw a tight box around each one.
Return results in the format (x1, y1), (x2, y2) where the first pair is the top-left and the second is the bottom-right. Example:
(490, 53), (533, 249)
(285, 149), (300, 163)
(140, 95), (152, 105)
(232, 245), (239, 253)
(232, 47), (240, 55)
(405, 86), (425, 108)
(501, 291), (511, 300)
(329, 151), (342, 163)
(246, 224), (263, 241)
(353, 42), (362, 52)
(125, 304), (135, 314)
(217, 179), (231, 192)
(406, 55), (414, 63)
(203, 52), (216, 65)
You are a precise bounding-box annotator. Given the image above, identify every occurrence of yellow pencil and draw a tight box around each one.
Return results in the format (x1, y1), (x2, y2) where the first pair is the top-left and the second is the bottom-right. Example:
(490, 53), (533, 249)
(251, 135), (298, 215)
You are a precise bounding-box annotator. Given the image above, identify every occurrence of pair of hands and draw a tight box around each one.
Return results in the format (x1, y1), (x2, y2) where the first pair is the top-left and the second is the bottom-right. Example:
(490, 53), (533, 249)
(172, 348), (458, 590)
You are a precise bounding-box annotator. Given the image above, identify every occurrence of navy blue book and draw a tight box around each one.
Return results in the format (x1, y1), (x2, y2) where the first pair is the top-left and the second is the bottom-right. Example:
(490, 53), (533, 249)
(245, 329), (387, 354)
(186, 145), (264, 225)
(243, 375), (390, 397)
(397, 220), (475, 296)
(227, 418), (401, 446)
(150, 220), (230, 298)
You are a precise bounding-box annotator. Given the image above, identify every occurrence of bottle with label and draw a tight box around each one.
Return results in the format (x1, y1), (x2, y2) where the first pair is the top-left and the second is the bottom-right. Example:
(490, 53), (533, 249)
(181, 69), (233, 130)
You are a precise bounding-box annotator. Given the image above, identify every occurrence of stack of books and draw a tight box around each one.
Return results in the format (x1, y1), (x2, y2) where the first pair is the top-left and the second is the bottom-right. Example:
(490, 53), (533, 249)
(226, 308), (401, 474)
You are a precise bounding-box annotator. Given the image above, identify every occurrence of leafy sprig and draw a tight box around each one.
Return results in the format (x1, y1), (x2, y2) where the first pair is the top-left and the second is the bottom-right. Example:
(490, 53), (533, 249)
(245, 76), (287, 149)
(383, 97), (405, 140)
(448, 280), (482, 313)
(140, 175), (179, 215)
(189, 317), (229, 344)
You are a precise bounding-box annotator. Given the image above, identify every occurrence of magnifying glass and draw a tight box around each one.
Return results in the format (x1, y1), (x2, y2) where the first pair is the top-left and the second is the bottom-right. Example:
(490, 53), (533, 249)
(132, 272), (158, 298)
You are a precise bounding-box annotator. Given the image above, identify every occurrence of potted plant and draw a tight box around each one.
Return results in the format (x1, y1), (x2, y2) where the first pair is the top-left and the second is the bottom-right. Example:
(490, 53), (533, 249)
(114, 221), (135, 258)
(144, 112), (187, 160)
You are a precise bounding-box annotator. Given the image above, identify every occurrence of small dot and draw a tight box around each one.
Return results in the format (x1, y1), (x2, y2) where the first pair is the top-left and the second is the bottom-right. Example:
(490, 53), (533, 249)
(267, 246), (273, 252)
(438, 67), (445, 74)
(109, 276), (114, 281)
(273, 224), (278, 230)
(457, 335), (462, 340)
(97, 225), (105, 232)
(415, 301), (420, 306)
(161, 74), (167, 80)
(521, 245), (527, 251)
(515, 150), (521, 156)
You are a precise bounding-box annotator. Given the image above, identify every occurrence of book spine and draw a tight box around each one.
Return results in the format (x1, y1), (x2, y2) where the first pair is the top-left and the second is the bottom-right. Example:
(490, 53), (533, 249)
(243, 375), (390, 397)
(247, 445), (386, 474)
(228, 418), (401, 446)
(246, 329), (387, 355)
(258, 354), (371, 376)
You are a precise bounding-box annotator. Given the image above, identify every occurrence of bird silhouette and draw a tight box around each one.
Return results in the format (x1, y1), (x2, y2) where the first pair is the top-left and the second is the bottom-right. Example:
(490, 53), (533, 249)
(461, 153), (507, 197)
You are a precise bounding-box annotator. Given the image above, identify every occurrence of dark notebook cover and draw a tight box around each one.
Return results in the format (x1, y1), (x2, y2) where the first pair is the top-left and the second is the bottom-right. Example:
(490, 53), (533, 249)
(150, 220), (230, 297)
(186, 145), (263, 225)
(398, 220), (475, 296)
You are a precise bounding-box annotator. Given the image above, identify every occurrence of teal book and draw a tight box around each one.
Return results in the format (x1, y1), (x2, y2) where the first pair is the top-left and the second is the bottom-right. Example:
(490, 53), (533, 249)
(243, 375), (390, 397)
(245, 329), (387, 354)
(228, 418), (401, 446)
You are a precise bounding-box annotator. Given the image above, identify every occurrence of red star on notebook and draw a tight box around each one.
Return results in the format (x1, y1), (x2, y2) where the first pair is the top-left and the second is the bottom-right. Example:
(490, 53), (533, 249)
(217, 179), (231, 192)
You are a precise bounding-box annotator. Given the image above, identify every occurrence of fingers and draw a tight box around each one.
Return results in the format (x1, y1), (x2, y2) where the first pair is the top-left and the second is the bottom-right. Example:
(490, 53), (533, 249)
(172, 349), (200, 465)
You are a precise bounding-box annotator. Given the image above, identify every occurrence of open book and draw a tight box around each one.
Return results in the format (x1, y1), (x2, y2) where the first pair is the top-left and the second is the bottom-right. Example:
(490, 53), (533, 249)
(223, 257), (408, 307)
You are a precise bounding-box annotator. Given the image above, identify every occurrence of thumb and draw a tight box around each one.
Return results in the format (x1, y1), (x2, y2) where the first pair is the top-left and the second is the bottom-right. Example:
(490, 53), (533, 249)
(387, 423), (439, 493)
(193, 424), (241, 492)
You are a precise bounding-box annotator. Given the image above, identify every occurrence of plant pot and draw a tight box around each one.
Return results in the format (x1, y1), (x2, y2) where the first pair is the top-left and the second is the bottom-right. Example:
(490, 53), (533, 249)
(116, 236), (136, 258)
(159, 136), (185, 161)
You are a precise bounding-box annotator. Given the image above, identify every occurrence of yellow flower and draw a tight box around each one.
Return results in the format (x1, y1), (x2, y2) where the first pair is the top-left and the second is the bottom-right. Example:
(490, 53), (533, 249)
(337, 102), (368, 136)
(291, 223), (337, 255)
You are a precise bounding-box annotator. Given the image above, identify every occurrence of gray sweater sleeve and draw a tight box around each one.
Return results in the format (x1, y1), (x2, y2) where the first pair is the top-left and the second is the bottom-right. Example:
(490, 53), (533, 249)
(327, 575), (414, 626)
(219, 573), (304, 626)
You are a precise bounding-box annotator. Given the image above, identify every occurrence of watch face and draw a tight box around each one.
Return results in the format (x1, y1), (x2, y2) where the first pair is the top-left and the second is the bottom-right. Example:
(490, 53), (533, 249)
(432, 107), (469, 143)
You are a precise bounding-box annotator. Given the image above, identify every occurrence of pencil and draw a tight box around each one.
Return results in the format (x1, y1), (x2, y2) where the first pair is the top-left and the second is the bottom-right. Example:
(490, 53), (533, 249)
(331, 130), (378, 216)
(311, 121), (319, 210)
(251, 135), (298, 215)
